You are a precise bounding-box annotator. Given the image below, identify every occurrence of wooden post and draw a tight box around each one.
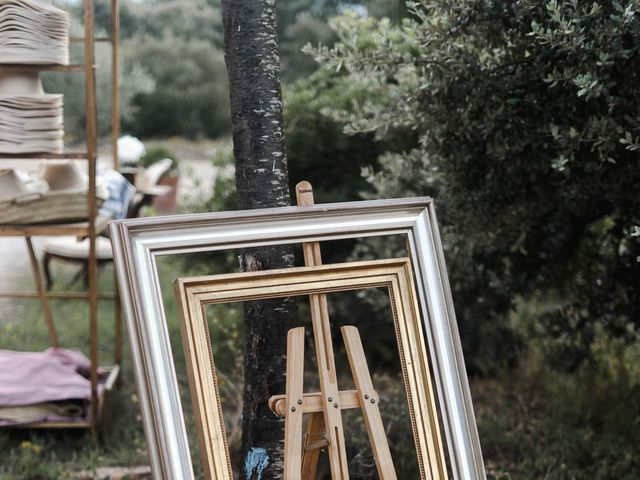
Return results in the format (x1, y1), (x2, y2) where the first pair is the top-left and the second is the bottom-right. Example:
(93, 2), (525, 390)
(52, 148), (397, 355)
(110, 0), (120, 171)
(84, 0), (99, 436)
(110, 0), (123, 384)
(25, 237), (58, 348)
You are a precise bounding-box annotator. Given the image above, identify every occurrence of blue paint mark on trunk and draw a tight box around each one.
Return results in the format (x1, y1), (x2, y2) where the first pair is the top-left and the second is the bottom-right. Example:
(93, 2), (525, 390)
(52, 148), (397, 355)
(244, 447), (270, 479)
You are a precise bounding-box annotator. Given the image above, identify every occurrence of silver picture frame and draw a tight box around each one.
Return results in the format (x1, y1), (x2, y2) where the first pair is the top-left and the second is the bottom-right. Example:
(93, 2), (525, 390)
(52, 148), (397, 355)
(109, 197), (486, 480)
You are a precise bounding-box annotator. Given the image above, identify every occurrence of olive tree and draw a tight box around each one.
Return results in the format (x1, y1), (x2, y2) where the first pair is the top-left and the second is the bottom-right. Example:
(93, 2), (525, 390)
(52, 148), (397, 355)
(308, 0), (640, 371)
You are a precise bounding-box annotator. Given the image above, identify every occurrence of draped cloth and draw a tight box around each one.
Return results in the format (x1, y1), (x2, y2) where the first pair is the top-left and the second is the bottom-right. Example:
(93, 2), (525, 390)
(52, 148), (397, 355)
(0, 348), (100, 425)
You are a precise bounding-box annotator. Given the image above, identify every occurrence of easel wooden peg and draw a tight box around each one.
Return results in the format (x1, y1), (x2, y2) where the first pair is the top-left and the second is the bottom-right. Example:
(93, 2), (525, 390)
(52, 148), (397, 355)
(269, 181), (397, 479)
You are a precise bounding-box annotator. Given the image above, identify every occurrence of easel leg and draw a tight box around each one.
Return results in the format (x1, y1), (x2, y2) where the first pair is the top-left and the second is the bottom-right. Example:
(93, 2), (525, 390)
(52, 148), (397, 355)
(301, 411), (326, 479)
(342, 326), (397, 480)
(308, 293), (350, 480)
(285, 327), (305, 479)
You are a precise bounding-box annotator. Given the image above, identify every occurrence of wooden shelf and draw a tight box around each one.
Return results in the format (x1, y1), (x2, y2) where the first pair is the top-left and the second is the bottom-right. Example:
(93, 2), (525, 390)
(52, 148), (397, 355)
(0, 214), (111, 237)
(0, 0), (123, 437)
(9, 420), (94, 430)
(0, 151), (91, 160)
(0, 291), (116, 300)
(4, 365), (120, 431)
(70, 36), (112, 43)
(0, 64), (91, 73)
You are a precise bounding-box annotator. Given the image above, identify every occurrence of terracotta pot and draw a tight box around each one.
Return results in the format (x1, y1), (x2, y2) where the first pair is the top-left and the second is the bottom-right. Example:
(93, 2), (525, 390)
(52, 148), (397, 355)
(153, 173), (179, 213)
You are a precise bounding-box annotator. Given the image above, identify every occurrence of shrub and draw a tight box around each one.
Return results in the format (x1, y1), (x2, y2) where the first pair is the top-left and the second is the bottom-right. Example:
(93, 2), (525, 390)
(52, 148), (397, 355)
(123, 34), (231, 139)
(284, 68), (385, 205)
(307, 1), (640, 373)
(138, 145), (179, 172)
(57, 0), (228, 142)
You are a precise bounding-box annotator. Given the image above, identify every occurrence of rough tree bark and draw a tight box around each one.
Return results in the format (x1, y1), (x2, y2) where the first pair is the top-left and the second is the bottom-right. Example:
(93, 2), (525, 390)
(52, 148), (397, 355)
(221, 1), (295, 479)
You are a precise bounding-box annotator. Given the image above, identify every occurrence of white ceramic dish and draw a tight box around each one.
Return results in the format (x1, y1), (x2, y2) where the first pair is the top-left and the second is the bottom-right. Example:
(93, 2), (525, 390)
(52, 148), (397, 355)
(0, 0), (69, 65)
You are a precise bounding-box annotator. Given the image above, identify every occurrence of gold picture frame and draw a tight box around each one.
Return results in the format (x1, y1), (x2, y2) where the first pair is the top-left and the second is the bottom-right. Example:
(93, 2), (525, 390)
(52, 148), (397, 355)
(173, 258), (448, 480)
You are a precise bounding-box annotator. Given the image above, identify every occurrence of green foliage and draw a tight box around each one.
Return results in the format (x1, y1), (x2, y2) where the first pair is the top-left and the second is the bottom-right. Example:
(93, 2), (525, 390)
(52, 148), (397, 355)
(138, 145), (179, 171)
(475, 309), (640, 479)
(92, 0), (223, 46)
(59, 0), (229, 142)
(276, 0), (342, 39)
(55, 0), (414, 141)
(277, 0), (409, 82)
(362, 0), (408, 22)
(307, 1), (640, 373)
(0, 438), (78, 479)
(123, 34), (230, 139)
(42, 41), (154, 143)
(280, 15), (336, 82)
(115, 0), (229, 139)
(285, 68), (383, 203)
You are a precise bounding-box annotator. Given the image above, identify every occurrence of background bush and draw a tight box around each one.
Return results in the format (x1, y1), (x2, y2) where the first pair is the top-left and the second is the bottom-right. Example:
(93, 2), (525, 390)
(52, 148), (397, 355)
(122, 35), (230, 139)
(46, 0), (229, 142)
(307, 0), (640, 374)
(284, 69), (383, 203)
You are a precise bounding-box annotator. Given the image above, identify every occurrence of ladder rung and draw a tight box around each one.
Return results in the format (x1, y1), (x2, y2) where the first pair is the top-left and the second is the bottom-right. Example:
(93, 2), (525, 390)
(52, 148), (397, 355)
(70, 36), (112, 43)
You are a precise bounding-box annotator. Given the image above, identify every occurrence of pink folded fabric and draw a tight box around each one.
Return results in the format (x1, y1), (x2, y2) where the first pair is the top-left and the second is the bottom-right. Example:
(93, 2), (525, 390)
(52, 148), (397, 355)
(0, 348), (91, 406)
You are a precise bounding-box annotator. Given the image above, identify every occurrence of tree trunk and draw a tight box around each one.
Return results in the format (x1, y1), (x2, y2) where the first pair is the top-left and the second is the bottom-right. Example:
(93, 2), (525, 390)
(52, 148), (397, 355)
(221, 1), (294, 478)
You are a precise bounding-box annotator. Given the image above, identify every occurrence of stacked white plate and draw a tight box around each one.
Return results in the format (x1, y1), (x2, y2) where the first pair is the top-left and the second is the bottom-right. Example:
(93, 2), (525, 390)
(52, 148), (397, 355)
(0, 0), (69, 65)
(0, 72), (64, 154)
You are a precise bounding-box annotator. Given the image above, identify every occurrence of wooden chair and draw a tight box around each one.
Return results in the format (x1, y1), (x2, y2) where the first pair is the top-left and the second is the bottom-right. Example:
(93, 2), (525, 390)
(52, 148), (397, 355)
(43, 236), (114, 288)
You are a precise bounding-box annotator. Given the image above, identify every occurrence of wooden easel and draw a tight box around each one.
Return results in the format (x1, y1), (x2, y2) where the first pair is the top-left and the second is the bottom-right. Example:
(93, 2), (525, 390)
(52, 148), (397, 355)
(268, 182), (397, 480)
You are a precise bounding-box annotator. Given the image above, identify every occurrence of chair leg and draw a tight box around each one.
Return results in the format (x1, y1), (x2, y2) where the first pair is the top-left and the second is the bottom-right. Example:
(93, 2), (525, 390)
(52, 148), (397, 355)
(43, 252), (53, 290)
(84, 262), (90, 289)
(65, 260), (88, 289)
